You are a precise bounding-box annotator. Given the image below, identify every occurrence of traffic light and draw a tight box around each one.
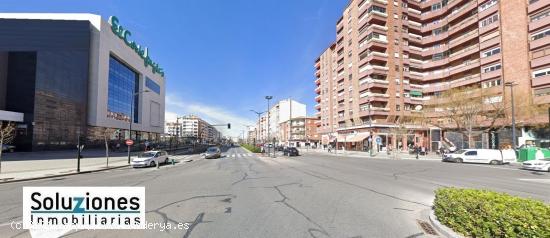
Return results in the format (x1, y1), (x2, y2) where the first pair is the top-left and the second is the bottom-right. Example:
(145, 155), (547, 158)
(227, 123), (231, 129)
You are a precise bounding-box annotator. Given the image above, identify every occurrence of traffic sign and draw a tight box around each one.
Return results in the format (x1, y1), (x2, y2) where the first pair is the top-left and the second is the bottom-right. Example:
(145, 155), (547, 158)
(125, 139), (134, 146)
(375, 137), (382, 144)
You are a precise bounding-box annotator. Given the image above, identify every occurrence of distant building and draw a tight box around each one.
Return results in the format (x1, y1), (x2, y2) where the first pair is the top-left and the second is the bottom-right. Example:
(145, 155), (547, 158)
(255, 99), (306, 143)
(165, 115), (221, 143)
(279, 117), (320, 147)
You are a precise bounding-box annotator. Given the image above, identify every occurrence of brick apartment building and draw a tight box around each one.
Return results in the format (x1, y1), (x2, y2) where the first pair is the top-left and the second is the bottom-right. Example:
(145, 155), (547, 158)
(315, 0), (550, 152)
(279, 117), (321, 147)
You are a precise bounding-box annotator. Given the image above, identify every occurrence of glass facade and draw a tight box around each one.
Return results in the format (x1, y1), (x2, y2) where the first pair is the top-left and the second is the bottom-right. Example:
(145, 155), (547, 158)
(145, 77), (161, 94)
(107, 56), (139, 123)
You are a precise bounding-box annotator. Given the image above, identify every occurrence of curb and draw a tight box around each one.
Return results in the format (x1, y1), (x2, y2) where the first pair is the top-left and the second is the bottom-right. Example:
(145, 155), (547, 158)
(0, 164), (129, 185)
(428, 210), (465, 238)
(0, 154), (196, 185)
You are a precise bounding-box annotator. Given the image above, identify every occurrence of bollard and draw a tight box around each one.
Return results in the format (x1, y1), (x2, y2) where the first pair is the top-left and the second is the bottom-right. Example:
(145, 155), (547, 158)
(172, 159), (175, 165)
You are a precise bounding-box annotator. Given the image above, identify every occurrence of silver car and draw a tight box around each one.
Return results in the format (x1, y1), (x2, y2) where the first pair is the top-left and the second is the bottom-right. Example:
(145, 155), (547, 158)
(131, 151), (169, 168)
(204, 147), (221, 159)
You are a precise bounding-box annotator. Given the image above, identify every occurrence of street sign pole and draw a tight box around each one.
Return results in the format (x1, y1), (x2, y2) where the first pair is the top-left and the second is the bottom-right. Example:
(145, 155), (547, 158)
(77, 136), (81, 173)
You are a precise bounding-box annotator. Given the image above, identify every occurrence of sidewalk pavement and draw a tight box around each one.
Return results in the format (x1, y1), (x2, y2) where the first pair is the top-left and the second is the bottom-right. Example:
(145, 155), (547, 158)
(0, 149), (196, 183)
(301, 148), (443, 161)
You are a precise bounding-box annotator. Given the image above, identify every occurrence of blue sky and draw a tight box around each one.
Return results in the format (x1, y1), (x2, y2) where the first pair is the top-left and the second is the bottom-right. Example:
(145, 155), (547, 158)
(3, 0), (347, 137)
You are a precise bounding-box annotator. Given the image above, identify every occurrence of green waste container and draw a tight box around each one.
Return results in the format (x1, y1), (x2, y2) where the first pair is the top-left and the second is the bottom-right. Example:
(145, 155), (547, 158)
(518, 147), (550, 162)
(518, 148), (537, 162)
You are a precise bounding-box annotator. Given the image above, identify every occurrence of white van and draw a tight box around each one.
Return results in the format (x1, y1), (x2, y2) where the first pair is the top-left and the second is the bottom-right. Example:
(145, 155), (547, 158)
(443, 149), (516, 164)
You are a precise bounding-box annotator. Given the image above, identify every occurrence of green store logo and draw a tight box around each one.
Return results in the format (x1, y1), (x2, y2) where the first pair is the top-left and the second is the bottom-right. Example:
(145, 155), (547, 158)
(108, 16), (165, 77)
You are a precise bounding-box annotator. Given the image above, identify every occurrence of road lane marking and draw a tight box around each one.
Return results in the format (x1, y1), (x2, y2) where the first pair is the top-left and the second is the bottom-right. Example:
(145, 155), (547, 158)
(518, 178), (550, 184)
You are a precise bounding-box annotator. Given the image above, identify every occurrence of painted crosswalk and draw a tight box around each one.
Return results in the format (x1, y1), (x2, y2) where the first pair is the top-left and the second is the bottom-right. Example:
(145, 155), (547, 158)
(225, 153), (255, 158)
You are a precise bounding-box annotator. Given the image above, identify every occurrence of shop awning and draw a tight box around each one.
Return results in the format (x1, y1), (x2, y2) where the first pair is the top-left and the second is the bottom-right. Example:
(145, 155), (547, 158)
(349, 132), (370, 142)
(410, 91), (422, 97)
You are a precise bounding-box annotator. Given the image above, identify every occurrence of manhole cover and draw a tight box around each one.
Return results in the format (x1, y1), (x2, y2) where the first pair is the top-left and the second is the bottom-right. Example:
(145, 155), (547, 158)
(417, 220), (437, 235)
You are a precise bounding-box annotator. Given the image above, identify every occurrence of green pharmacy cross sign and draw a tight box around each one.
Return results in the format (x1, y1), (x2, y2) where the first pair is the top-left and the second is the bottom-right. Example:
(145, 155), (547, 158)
(108, 16), (165, 77)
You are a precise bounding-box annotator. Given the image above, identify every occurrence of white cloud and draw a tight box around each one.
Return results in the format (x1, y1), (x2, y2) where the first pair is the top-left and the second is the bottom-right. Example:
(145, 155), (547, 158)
(165, 95), (255, 138)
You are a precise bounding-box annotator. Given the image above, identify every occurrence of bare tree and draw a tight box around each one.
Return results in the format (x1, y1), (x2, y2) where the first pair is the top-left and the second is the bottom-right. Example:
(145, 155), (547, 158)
(0, 121), (16, 173)
(421, 85), (543, 148)
(103, 128), (116, 167)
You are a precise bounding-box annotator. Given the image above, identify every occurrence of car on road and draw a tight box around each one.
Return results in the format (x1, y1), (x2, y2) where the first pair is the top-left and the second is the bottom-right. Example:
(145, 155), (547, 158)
(131, 151), (169, 168)
(1, 144), (15, 153)
(442, 149), (516, 164)
(522, 159), (550, 172)
(204, 146), (221, 159)
(283, 147), (300, 156)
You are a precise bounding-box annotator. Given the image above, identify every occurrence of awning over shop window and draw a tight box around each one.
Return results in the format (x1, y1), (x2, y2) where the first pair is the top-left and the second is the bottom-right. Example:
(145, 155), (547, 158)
(349, 132), (370, 142)
(410, 91), (422, 97)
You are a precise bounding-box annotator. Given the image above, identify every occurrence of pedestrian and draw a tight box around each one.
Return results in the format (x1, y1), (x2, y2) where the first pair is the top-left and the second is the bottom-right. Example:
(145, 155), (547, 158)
(328, 145), (332, 153)
(415, 145), (419, 160)
(116, 142), (121, 152)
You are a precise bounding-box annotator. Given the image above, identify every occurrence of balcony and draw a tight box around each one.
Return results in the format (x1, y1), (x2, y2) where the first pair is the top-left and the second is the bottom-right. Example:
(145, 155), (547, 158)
(315, 70), (320, 77)
(530, 48), (550, 68)
(315, 86), (321, 94)
(449, 29), (478, 48)
(481, 68), (502, 80)
(529, 0), (549, 14)
(480, 36), (500, 50)
(449, 58), (480, 76)
(530, 36), (550, 51)
(359, 78), (389, 89)
(315, 78), (321, 85)
(315, 61), (321, 69)
(449, 15), (478, 36)
(315, 104), (321, 110)
(449, 43), (479, 62)
(532, 75), (550, 87)
(358, 107), (390, 117)
(448, 1), (476, 23)
(480, 53), (500, 66)
(529, 15), (550, 32)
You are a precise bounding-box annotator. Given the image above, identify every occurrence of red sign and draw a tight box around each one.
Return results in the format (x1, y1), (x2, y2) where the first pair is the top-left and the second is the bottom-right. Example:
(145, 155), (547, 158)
(125, 139), (134, 146)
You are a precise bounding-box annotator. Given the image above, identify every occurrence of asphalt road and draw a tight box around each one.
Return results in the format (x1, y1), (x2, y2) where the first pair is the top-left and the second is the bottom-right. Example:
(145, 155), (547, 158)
(0, 146), (548, 238)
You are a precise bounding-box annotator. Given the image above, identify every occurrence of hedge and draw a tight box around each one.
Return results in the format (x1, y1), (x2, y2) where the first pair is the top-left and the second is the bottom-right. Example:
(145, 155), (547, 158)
(434, 188), (550, 238)
(241, 144), (261, 153)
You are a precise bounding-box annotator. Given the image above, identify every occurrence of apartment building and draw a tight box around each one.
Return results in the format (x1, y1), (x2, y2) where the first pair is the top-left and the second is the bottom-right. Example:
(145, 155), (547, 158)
(315, 0), (550, 151)
(255, 99), (307, 144)
(279, 117), (321, 147)
(166, 115), (221, 143)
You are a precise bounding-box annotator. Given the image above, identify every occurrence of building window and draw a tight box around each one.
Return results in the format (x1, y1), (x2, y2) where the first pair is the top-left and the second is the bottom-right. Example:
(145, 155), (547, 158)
(481, 78), (502, 88)
(533, 67), (550, 78)
(479, 0), (498, 12)
(480, 14), (499, 28)
(145, 77), (161, 94)
(482, 47), (501, 58)
(482, 63), (501, 73)
(531, 28), (550, 41)
(531, 8), (550, 22)
(107, 56), (139, 123)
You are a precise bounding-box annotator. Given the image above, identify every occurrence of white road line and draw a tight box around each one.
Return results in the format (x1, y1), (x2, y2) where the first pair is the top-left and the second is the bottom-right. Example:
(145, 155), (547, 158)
(462, 164), (520, 171)
(518, 178), (550, 184)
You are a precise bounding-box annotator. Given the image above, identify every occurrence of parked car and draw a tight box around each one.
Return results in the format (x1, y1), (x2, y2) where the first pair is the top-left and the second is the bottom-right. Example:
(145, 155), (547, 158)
(131, 151), (169, 168)
(1, 144), (15, 153)
(442, 149), (516, 164)
(283, 147), (300, 156)
(522, 159), (550, 172)
(204, 146), (221, 159)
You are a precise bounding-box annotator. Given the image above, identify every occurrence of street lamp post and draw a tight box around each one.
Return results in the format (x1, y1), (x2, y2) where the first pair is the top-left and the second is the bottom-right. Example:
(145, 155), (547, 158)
(127, 90), (150, 164)
(265, 96), (273, 157)
(505, 82), (518, 149)
(368, 98), (373, 157)
(250, 110), (265, 145)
